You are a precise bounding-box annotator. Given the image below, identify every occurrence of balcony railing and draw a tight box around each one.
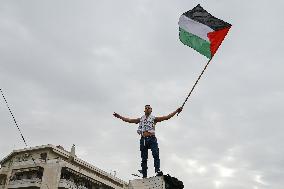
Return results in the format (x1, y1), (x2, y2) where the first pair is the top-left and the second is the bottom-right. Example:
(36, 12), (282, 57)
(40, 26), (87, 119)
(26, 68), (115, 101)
(59, 179), (88, 189)
(8, 178), (41, 188)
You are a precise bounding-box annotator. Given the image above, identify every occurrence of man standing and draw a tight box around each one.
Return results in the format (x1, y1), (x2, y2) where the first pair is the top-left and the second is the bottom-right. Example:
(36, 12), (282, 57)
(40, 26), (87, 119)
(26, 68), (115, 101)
(113, 105), (182, 178)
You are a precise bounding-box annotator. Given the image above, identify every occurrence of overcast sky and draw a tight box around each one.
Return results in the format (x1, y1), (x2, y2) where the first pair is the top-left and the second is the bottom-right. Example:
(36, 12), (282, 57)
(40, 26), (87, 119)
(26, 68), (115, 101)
(1, 0), (284, 188)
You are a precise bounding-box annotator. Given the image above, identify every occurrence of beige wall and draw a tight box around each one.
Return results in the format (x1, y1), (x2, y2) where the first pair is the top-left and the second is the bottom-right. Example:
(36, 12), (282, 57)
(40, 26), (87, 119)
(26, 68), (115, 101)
(40, 160), (61, 189)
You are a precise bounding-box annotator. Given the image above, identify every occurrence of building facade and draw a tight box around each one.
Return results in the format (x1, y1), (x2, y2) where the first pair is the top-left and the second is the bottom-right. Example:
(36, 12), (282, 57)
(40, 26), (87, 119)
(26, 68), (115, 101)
(0, 144), (128, 189)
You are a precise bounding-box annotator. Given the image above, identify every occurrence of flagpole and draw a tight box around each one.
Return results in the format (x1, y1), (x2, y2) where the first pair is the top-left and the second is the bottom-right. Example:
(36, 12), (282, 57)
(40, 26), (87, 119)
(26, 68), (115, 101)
(177, 58), (213, 116)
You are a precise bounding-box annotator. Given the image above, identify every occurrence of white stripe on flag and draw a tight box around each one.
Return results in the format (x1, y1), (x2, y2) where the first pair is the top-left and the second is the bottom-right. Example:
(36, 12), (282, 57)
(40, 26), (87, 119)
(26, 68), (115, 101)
(178, 15), (213, 42)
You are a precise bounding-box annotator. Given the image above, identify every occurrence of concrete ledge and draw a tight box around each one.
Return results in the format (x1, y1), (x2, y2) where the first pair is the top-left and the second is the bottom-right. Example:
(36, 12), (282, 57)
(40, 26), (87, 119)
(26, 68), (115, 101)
(128, 176), (165, 189)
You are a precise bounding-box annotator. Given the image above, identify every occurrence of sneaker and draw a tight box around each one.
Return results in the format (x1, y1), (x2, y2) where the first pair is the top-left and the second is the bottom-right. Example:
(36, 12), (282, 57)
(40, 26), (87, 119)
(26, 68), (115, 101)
(156, 171), (163, 176)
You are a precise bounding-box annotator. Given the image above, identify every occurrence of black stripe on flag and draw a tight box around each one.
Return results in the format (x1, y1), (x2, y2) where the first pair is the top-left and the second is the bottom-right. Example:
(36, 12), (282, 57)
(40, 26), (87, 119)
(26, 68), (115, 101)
(183, 4), (231, 31)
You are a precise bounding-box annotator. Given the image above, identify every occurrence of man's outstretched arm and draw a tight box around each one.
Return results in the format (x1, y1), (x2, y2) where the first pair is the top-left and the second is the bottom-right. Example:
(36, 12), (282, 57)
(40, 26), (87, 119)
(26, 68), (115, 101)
(113, 112), (140, 124)
(155, 107), (183, 122)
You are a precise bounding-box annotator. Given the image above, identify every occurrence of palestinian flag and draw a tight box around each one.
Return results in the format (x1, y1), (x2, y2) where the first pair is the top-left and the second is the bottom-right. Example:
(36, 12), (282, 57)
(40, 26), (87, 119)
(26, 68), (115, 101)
(178, 4), (231, 59)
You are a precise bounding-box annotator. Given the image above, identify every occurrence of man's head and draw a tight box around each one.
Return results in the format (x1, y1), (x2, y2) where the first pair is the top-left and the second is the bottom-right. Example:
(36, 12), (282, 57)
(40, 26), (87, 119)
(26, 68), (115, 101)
(144, 105), (152, 115)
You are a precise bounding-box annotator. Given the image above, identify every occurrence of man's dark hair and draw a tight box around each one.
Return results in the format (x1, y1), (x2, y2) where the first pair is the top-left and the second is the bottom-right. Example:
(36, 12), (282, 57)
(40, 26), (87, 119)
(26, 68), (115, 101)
(145, 105), (151, 107)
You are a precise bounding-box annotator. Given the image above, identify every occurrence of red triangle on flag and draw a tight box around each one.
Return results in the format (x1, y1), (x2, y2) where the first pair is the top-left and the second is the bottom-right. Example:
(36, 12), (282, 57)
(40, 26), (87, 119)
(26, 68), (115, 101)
(208, 27), (231, 57)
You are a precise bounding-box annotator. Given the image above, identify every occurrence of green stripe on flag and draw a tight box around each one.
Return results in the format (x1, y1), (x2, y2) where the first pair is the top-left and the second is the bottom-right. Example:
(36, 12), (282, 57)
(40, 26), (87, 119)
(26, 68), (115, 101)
(179, 27), (211, 58)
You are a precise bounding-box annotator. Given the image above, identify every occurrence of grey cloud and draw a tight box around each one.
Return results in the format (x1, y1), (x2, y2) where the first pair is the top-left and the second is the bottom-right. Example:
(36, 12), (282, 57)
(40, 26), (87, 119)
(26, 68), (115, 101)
(1, 0), (284, 188)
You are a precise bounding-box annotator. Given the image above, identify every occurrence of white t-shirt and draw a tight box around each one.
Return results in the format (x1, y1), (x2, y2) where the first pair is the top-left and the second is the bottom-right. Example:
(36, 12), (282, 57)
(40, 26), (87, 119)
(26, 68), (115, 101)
(137, 115), (156, 135)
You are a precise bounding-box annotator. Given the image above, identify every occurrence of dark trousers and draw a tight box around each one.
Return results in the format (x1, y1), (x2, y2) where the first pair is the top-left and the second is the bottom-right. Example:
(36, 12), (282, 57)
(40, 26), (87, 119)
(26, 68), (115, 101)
(140, 136), (160, 178)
